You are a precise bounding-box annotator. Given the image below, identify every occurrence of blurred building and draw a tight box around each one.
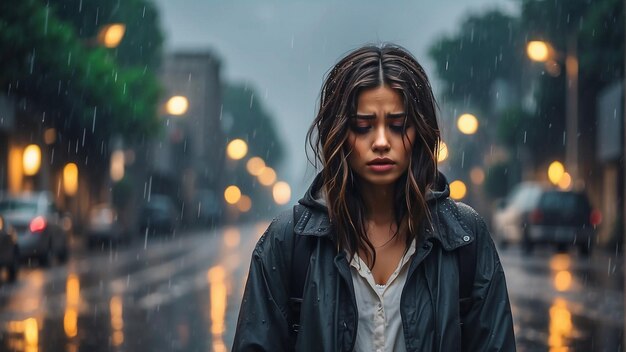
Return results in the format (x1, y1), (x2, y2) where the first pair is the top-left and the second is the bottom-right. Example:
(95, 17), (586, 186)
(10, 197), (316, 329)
(140, 50), (225, 226)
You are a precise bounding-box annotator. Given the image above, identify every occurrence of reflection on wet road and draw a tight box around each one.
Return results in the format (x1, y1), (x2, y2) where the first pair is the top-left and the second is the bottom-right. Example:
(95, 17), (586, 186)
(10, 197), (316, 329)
(0, 222), (622, 351)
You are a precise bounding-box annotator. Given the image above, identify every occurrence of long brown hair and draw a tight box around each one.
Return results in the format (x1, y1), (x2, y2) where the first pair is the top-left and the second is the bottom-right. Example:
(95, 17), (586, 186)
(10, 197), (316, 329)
(306, 43), (441, 267)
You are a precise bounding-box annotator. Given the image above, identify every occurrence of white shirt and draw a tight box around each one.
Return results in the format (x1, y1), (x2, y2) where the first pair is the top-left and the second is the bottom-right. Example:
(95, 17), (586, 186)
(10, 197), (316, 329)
(349, 239), (417, 352)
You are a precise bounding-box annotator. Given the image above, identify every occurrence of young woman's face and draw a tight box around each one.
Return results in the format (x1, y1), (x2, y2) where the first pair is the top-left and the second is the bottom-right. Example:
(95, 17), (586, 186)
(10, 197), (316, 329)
(346, 85), (416, 188)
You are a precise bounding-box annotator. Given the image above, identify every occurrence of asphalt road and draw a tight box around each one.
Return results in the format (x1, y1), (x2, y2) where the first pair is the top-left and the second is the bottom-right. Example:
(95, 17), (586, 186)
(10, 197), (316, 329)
(0, 222), (622, 351)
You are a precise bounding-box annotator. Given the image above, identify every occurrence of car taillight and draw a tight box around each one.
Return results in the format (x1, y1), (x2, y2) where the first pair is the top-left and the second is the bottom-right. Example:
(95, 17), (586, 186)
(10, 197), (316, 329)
(529, 209), (543, 224)
(590, 209), (602, 226)
(30, 216), (47, 233)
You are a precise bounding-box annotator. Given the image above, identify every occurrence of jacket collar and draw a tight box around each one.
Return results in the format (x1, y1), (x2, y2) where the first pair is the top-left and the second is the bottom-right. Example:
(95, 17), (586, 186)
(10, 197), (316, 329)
(295, 171), (473, 251)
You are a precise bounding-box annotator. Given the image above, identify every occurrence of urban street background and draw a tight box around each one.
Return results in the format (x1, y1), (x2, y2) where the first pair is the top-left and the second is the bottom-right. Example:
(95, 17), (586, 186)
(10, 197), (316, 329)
(0, 0), (623, 351)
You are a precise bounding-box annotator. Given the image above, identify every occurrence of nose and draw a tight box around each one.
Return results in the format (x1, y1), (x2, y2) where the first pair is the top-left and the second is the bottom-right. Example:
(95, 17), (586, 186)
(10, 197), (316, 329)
(372, 125), (391, 152)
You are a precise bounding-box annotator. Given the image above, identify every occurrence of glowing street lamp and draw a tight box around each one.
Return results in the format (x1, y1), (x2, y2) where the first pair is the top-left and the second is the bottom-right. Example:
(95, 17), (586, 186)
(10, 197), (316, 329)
(246, 157), (265, 176)
(226, 139), (248, 160)
(257, 167), (277, 186)
(63, 163), (79, 196)
(548, 161), (565, 185)
(23, 144), (41, 176)
(527, 41), (551, 62)
(449, 180), (467, 200)
(224, 185), (241, 205)
(165, 96), (189, 116)
(237, 195), (252, 212)
(97, 24), (126, 48)
(557, 172), (572, 190)
(110, 150), (125, 182)
(457, 114), (479, 135)
(272, 181), (291, 205)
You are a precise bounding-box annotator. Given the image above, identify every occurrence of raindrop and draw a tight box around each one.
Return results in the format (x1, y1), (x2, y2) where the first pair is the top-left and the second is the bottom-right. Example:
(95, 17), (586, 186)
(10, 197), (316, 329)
(29, 49), (36, 74)
(250, 94), (254, 108)
(142, 6), (146, 17)
(523, 131), (527, 144)
(67, 51), (72, 66)
(44, 5), (49, 35)
(92, 107), (97, 133)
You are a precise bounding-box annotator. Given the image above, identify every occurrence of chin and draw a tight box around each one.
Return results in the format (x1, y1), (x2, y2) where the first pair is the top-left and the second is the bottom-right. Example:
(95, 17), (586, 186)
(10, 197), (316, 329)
(360, 173), (403, 187)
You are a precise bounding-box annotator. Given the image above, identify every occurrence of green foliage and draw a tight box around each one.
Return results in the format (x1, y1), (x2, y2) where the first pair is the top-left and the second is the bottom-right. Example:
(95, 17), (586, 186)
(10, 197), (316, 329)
(48, 0), (163, 70)
(0, 0), (162, 147)
(428, 10), (524, 113)
(223, 83), (285, 166)
(429, 0), (623, 172)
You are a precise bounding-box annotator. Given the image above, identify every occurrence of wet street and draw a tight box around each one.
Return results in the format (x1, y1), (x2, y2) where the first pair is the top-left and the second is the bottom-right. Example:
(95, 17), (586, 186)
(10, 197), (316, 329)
(0, 222), (622, 352)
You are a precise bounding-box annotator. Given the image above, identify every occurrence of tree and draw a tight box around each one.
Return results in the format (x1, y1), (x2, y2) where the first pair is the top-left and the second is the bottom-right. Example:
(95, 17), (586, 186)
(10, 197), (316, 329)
(428, 10), (524, 114)
(223, 83), (285, 167)
(0, 0), (163, 149)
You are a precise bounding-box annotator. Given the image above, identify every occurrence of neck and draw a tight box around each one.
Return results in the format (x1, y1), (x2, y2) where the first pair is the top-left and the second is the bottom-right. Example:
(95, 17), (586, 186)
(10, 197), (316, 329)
(361, 183), (396, 224)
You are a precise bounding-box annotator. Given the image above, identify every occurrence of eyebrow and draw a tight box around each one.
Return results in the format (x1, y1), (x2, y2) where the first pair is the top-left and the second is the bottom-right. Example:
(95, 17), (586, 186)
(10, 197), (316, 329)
(353, 113), (406, 120)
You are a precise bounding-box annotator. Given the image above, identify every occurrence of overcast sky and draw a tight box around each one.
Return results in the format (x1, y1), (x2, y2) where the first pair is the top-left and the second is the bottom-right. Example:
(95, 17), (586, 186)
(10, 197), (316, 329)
(151, 0), (518, 196)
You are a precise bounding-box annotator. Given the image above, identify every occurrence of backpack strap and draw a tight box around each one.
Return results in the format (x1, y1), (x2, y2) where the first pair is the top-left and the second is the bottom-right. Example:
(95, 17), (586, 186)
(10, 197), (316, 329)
(288, 204), (314, 335)
(455, 201), (479, 320)
(457, 237), (477, 318)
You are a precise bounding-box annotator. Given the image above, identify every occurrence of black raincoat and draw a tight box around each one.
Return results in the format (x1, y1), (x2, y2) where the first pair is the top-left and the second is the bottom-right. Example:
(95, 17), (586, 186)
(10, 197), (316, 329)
(233, 173), (516, 351)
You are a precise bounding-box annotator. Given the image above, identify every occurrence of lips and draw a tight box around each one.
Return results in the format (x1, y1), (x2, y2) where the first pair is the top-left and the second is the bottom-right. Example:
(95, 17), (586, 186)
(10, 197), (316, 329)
(367, 158), (395, 166)
(366, 158), (395, 172)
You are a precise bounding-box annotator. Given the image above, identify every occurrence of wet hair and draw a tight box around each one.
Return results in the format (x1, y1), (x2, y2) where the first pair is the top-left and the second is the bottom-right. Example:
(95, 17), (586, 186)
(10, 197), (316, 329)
(306, 43), (441, 267)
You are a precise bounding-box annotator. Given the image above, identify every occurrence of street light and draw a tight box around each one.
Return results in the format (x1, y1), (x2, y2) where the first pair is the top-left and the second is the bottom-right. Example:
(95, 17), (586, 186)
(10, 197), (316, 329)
(224, 185), (241, 204)
(527, 39), (579, 186)
(272, 181), (291, 205)
(23, 144), (41, 176)
(246, 157), (265, 176)
(257, 167), (277, 186)
(449, 180), (467, 200)
(226, 139), (248, 160)
(548, 161), (565, 185)
(165, 96), (189, 116)
(63, 163), (79, 196)
(457, 113), (479, 135)
(97, 24), (126, 48)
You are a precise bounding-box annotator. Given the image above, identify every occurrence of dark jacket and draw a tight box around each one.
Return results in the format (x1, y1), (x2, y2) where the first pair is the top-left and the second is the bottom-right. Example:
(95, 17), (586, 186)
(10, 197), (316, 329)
(233, 173), (516, 351)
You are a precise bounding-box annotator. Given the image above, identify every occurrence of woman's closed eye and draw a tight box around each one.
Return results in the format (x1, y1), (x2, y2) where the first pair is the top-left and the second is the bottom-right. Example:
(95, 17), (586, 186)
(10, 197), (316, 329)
(349, 122), (409, 134)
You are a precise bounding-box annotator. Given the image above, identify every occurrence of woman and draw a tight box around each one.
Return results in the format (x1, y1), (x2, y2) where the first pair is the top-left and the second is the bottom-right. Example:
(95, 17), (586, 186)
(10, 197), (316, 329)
(233, 43), (515, 351)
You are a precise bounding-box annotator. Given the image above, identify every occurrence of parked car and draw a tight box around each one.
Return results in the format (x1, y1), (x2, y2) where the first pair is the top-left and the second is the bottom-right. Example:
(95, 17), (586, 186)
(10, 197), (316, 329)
(139, 195), (178, 236)
(0, 215), (19, 282)
(492, 183), (601, 256)
(86, 203), (128, 248)
(0, 192), (69, 266)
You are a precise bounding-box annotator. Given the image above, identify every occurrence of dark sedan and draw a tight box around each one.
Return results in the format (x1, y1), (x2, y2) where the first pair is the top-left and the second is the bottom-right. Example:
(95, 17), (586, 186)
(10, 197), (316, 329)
(0, 192), (69, 266)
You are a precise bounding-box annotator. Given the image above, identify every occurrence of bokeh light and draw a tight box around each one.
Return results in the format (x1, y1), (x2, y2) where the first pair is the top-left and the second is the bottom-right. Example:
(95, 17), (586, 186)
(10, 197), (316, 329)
(224, 185), (241, 204)
(449, 180), (467, 200)
(457, 114), (479, 135)
(226, 139), (248, 160)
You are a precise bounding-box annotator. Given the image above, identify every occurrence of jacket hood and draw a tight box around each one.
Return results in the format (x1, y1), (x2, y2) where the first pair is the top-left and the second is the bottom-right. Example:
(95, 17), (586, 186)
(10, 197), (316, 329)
(298, 171), (451, 210)
(294, 171), (473, 251)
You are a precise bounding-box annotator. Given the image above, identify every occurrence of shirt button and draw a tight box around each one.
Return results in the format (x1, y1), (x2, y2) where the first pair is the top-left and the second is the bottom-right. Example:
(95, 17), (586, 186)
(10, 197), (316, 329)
(463, 235), (471, 242)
